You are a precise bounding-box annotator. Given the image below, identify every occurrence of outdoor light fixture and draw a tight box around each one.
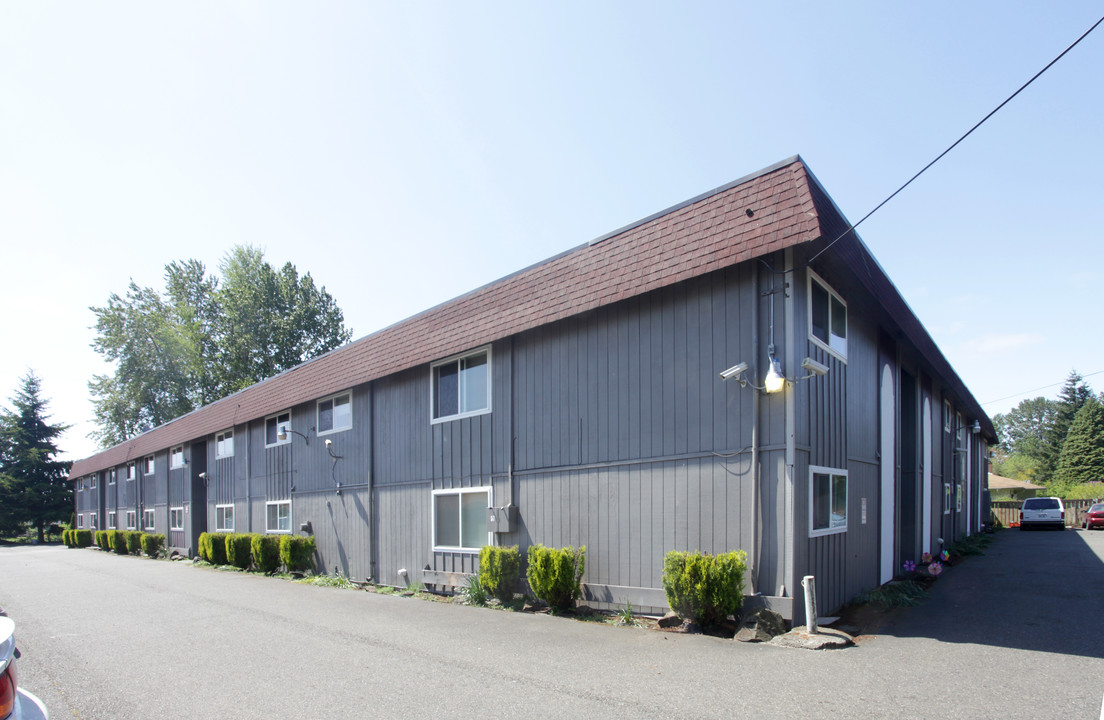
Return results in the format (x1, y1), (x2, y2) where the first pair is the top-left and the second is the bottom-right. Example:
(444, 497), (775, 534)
(971, 420), (981, 435)
(719, 362), (749, 384)
(801, 357), (829, 377)
(764, 356), (785, 394)
(277, 425), (311, 445)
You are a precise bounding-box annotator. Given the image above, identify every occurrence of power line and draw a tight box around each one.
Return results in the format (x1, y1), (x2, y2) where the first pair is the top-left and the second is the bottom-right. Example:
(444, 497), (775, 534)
(982, 369), (1104, 406)
(798, 12), (1104, 271)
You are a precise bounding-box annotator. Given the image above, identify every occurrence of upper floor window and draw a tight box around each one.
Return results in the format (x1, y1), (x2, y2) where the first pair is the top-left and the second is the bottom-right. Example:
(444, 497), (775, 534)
(143, 456), (155, 475)
(89, 474), (97, 489)
(127, 462), (136, 480)
(808, 271), (847, 360)
(215, 430), (234, 458)
(317, 392), (352, 435)
(265, 412), (291, 447)
(108, 469), (116, 485)
(431, 348), (491, 422)
(170, 446), (185, 469)
(944, 400), (953, 433)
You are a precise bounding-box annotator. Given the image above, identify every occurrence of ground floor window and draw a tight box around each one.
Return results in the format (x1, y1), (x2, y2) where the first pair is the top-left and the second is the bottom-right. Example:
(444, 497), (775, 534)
(143, 509), (155, 530)
(90, 513), (98, 530)
(956, 484), (963, 513)
(809, 466), (847, 536)
(944, 483), (952, 515)
(216, 504), (234, 532)
(126, 510), (136, 529)
(108, 511), (116, 528)
(77, 514), (84, 529)
(266, 501), (291, 533)
(432, 487), (491, 551)
(170, 507), (184, 530)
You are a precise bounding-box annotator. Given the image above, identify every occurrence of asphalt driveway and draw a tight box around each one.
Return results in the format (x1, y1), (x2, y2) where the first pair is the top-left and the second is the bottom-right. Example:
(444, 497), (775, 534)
(1, 528), (1102, 719)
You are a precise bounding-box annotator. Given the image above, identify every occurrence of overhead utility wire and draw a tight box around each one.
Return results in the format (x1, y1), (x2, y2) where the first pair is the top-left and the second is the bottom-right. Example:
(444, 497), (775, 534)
(982, 369), (1104, 406)
(797, 13), (1104, 271)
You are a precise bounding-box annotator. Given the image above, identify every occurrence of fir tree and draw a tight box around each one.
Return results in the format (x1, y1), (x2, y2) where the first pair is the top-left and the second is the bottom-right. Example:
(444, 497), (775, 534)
(1053, 397), (1104, 485)
(0, 371), (72, 541)
(1037, 371), (1092, 484)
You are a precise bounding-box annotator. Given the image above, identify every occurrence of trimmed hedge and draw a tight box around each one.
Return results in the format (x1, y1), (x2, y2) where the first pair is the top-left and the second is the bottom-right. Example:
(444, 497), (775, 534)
(526, 544), (586, 611)
(226, 533), (253, 570)
(125, 530), (144, 555)
(95, 530), (110, 550)
(110, 529), (128, 555)
(62, 529), (73, 547)
(198, 532), (230, 565)
(279, 535), (316, 572)
(661, 549), (748, 627)
(479, 545), (521, 601)
(74, 529), (93, 548)
(141, 533), (166, 558)
(251, 534), (281, 574)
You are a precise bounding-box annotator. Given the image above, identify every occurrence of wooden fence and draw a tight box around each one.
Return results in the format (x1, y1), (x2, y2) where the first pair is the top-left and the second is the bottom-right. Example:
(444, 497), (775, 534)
(991, 498), (1096, 528)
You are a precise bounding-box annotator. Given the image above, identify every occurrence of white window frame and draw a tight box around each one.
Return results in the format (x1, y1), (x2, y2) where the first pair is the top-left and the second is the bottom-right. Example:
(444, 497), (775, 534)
(108, 469), (116, 485)
(317, 391), (353, 436)
(143, 509), (155, 530)
(89, 474), (97, 489)
(215, 504), (235, 532)
(956, 483), (964, 513)
(170, 446), (185, 469)
(144, 456), (155, 475)
(431, 486), (492, 552)
(90, 512), (98, 530)
(807, 270), (848, 361)
(126, 510), (137, 530)
(265, 411), (292, 448)
(944, 400), (952, 433)
(127, 462), (136, 480)
(215, 430), (234, 459)
(77, 478), (83, 491)
(809, 466), (848, 537)
(77, 514), (84, 529)
(266, 500), (291, 533)
(108, 511), (116, 529)
(430, 346), (492, 423)
(944, 482), (952, 515)
(170, 506), (184, 530)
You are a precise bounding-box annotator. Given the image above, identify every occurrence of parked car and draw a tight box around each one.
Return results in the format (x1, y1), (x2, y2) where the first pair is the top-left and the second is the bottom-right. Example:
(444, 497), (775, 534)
(1082, 503), (1104, 530)
(0, 615), (48, 720)
(1019, 496), (1065, 530)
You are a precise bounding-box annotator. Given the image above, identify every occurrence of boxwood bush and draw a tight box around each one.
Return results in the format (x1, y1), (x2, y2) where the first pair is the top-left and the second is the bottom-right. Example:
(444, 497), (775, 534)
(74, 529), (93, 548)
(110, 529), (128, 555)
(526, 544), (586, 611)
(125, 530), (144, 555)
(62, 529), (73, 547)
(226, 533), (253, 570)
(479, 545), (521, 601)
(141, 533), (166, 558)
(661, 549), (748, 627)
(94, 530), (109, 550)
(198, 532), (230, 565)
(279, 535), (316, 572)
(250, 534), (281, 574)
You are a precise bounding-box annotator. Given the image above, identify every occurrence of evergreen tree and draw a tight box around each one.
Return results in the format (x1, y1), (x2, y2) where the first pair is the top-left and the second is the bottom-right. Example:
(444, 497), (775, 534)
(1053, 397), (1104, 485)
(1037, 371), (1092, 484)
(0, 372), (72, 541)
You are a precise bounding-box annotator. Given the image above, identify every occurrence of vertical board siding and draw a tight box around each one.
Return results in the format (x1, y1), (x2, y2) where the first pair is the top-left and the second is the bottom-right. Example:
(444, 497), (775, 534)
(295, 488), (372, 580)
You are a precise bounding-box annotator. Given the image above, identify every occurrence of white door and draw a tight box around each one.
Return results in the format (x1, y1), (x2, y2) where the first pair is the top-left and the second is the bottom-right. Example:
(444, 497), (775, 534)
(922, 398), (932, 556)
(880, 363), (895, 585)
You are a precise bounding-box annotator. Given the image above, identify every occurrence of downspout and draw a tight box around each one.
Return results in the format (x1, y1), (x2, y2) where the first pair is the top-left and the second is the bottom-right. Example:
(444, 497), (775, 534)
(367, 382), (375, 581)
(750, 266), (761, 594)
(782, 248), (797, 608)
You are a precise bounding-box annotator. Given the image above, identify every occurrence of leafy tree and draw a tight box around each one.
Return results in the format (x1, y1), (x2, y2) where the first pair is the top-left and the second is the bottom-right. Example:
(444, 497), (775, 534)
(90, 246), (352, 446)
(1053, 397), (1104, 485)
(0, 372), (72, 541)
(993, 396), (1056, 461)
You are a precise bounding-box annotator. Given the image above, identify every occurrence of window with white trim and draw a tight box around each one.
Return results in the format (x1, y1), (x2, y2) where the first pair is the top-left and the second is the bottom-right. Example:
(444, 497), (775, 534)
(810, 466), (847, 536)
(431, 348), (491, 422)
(89, 474), (97, 489)
(170, 507), (184, 530)
(265, 412), (291, 447)
(144, 456), (155, 475)
(143, 509), (155, 530)
(127, 462), (136, 480)
(215, 430), (234, 459)
(432, 487), (491, 551)
(215, 504), (234, 532)
(77, 478), (83, 491)
(266, 501), (291, 533)
(956, 483), (964, 513)
(108, 469), (116, 485)
(90, 512), (98, 530)
(808, 271), (847, 360)
(318, 392), (352, 435)
(170, 446), (184, 469)
(944, 482), (952, 515)
(77, 514), (84, 528)
(108, 511), (116, 528)
(126, 510), (137, 529)
(944, 400), (953, 433)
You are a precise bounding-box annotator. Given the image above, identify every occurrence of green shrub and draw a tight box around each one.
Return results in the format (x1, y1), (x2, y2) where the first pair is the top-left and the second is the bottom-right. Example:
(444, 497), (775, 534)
(125, 530), (144, 555)
(198, 532), (230, 565)
(111, 530), (128, 555)
(105, 529), (118, 550)
(74, 529), (94, 548)
(526, 544), (586, 611)
(251, 534), (281, 574)
(479, 545), (521, 601)
(226, 533), (253, 570)
(141, 533), (166, 558)
(462, 574), (488, 606)
(94, 530), (109, 550)
(279, 535), (316, 572)
(62, 529), (72, 547)
(661, 549), (747, 627)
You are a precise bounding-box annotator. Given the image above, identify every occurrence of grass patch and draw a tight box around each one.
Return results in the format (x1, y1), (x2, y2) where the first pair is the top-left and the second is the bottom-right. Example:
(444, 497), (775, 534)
(949, 533), (992, 557)
(851, 579), (927, 608)
(295, 573), (357, 589)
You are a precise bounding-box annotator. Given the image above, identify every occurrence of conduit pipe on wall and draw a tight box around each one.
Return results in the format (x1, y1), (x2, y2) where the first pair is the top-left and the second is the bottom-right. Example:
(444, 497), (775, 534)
(750, 267), (760, 595)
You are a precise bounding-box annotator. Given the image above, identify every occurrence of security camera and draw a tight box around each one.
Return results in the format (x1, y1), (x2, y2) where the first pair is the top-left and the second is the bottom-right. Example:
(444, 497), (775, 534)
(198, 472), (207, 480)
(719, 362), (749, 381)
(801, 357), (829, 377)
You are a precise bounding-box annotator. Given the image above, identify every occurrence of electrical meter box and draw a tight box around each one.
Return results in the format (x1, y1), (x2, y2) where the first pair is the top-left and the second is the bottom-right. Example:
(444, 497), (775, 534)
(486, 505), (516, 533)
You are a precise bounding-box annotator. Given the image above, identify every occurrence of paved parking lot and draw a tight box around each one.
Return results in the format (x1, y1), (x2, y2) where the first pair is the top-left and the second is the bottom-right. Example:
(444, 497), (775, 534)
(2, 528), (1102, 719)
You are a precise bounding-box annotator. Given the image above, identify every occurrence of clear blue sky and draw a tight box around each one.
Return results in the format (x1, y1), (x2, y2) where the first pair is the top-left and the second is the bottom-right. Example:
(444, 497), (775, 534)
(2, 2), (1102, 461)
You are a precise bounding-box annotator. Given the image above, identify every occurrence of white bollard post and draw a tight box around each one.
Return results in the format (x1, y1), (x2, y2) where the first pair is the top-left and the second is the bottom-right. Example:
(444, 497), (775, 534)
(802, 575), (818, 634)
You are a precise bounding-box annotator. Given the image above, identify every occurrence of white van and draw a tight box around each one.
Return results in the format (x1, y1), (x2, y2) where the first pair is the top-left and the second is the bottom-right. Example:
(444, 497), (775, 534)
(1019, 496), (1065, 530)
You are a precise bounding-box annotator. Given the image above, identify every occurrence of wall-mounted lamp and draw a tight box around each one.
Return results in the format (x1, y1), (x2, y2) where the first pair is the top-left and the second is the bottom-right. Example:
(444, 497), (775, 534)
(971, 420), (981, 435)
(277, 425), (312, 445)
(198, 471), (208, 487)
(801, 357), (829, 377)
(719, 362), (749, 385)
(764, 356), (786, 394)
